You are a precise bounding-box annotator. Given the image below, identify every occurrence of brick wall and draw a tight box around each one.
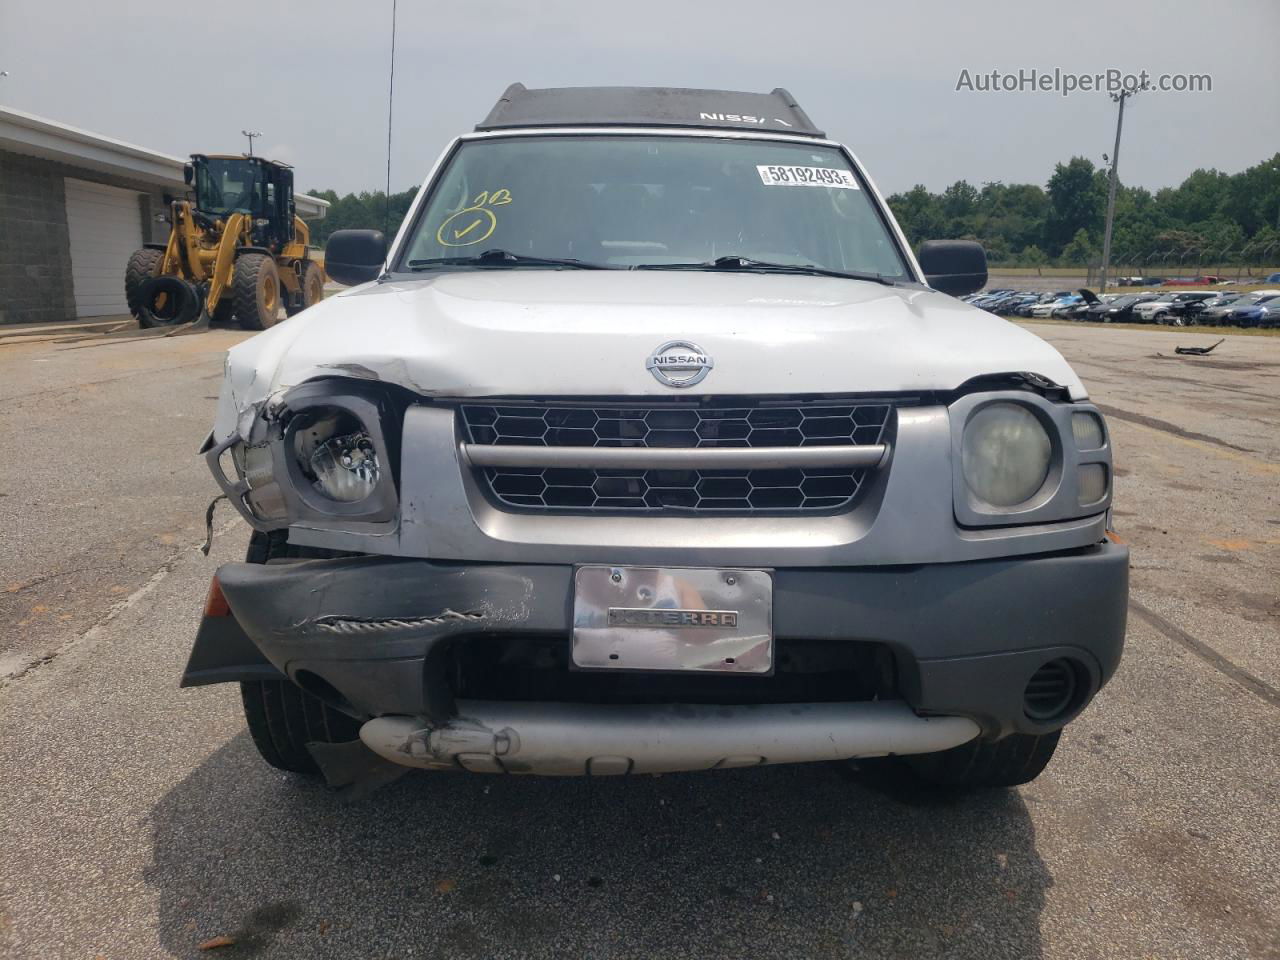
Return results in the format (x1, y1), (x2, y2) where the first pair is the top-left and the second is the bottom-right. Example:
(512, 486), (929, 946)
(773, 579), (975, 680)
(0, 149), (172, 325)
(0, 150), (76, 325)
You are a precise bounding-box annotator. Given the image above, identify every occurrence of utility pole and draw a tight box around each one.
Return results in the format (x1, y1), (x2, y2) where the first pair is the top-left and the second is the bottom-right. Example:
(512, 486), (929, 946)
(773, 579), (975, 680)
(241, 129), (261, 157)
(1098, 84), (1145, 293)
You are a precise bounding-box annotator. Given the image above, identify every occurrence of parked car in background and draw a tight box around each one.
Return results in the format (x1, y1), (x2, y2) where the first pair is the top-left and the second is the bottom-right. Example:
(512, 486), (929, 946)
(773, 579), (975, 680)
(1088, 293), (1160, 323)
(999, 293), (1043, 315)
(1183, 293), (1243, 323)
(1200, 294), (1262, 325)
(1225, 292), (1280, 328)
(1133, 291), (1219, 325)
(1265, 272), (1280, 284)
(1031, 294), (1083, 318)
(1025, 293), (1072, 318)
(1061, 289), (1101, 321)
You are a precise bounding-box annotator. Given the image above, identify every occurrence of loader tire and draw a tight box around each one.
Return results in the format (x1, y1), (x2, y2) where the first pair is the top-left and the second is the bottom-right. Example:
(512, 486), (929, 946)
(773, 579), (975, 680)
(136, 275), (201, 328)
(125, 247), (165, 319)
(285, 260), (325, 316)
(233, 253), (281, 330)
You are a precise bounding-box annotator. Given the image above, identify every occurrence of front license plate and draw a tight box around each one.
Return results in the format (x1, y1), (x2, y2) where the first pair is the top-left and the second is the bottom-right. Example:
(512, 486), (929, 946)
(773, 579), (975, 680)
(572, 566), (773, 674)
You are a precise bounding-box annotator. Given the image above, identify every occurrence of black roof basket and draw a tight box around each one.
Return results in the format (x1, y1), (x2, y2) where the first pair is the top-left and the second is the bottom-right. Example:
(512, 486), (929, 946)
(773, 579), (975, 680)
(476, 84), (824, 138)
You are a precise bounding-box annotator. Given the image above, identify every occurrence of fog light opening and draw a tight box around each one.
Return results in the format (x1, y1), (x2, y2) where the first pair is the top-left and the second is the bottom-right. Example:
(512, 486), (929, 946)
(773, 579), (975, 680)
(1023, 658), (1082, 723)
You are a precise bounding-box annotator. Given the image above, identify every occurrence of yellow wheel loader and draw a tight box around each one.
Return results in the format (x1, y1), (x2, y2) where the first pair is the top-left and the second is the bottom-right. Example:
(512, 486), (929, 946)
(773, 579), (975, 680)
(125, 154), (325, 330)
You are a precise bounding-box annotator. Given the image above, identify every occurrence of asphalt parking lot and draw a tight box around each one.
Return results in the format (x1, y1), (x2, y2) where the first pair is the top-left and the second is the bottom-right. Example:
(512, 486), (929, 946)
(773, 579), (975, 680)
(1, 321), (1278, 960)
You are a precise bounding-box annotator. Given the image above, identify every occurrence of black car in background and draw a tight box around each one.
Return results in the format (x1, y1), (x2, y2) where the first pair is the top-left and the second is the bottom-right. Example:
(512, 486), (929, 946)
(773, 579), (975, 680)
(1088, 293), (1160, 322)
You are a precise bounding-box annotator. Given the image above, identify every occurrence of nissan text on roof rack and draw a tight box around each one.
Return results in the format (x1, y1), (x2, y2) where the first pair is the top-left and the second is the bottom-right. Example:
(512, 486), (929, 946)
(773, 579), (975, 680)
(187, 85), (1128, 795)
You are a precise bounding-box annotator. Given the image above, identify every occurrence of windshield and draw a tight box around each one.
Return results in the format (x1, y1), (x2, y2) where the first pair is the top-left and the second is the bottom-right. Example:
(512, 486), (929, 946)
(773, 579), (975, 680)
(196, 158), (260, 216)
(395, 135), (912, 280)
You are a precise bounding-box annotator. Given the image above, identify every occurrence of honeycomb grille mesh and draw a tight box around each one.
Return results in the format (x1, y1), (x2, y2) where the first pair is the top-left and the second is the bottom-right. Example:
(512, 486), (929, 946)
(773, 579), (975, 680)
(461, 400), (893, 513)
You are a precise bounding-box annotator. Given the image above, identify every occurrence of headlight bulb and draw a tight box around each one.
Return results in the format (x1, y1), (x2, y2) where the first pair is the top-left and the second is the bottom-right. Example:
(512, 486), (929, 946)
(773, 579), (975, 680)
(310, 431), (380, 502)
(292, 408), (382, 504)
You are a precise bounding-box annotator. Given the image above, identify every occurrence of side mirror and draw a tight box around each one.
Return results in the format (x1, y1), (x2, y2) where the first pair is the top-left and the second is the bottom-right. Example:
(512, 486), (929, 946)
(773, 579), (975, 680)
(325, 230), (387, 286)
(183, 163), (194, 185)
(918, 240), (988, 297)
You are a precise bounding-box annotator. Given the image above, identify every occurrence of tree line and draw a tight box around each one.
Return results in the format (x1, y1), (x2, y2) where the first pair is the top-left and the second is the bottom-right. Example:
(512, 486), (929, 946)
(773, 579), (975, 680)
(887, 152), (1280, 267)
(305, 151), (1280, 267)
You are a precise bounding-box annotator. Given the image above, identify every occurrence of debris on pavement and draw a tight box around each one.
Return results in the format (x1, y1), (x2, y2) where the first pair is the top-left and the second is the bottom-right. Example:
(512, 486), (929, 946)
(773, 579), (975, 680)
(197, 935), (236, 950)
(1173, 339), (1225, 356)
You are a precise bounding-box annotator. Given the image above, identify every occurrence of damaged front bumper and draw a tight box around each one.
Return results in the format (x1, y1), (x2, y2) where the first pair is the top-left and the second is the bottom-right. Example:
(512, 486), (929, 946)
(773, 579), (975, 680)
(184, 541), (1128, 776)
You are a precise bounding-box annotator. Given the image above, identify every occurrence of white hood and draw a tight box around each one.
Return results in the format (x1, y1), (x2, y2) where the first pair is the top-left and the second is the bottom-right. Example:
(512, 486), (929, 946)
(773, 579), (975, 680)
(217, 271), (1085, 434)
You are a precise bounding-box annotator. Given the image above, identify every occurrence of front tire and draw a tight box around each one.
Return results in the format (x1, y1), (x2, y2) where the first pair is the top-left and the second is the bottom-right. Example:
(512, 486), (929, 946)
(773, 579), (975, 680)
(906, 730), (1061, 788)
(239, 531), (361, 775)
(233, 253), (282, 330)
(240, 679), (361, 774)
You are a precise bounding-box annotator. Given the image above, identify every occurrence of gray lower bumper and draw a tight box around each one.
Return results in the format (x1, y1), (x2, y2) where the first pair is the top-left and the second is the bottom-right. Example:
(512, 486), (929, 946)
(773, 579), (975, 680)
(192, 541), (1128, 739)
(360, 700), (980, 776)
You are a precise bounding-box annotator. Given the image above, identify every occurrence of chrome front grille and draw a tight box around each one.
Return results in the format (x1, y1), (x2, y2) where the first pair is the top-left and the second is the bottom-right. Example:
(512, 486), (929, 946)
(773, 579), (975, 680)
(459, 399), (894, 514)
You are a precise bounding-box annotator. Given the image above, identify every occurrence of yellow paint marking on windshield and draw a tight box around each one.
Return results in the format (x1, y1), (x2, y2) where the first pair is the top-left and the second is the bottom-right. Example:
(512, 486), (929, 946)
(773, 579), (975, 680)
(435, 189), (513, 247)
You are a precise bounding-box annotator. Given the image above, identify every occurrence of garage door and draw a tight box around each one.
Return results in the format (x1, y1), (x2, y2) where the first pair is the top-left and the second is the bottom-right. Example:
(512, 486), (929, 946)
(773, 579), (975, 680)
(64, 178), (144, 317)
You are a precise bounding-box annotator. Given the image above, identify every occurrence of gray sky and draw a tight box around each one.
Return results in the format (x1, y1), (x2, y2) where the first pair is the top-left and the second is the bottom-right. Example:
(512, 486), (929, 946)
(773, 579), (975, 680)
(3, 0), (1277, 198)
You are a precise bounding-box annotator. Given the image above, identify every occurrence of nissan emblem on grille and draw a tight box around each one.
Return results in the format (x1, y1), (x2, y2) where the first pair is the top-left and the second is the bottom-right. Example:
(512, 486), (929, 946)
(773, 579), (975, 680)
(646, 340), (713, 387)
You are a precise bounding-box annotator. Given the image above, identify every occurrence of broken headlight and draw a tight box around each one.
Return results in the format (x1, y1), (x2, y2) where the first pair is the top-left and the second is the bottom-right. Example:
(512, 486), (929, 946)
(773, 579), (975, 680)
(292, 409), (382, 503)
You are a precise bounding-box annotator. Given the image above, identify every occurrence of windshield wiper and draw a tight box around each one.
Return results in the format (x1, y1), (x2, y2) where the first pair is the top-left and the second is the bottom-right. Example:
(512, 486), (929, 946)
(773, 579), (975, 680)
(635, 255), (897, 286)
(407, 249), (612, 271)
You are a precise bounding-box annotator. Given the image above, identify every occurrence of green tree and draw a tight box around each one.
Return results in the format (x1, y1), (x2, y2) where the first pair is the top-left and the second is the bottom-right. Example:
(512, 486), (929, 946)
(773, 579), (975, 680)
(1020, 244), (1048, 274)
(1044, 157), (1106, 256)
(1059, 228), (1096, 265)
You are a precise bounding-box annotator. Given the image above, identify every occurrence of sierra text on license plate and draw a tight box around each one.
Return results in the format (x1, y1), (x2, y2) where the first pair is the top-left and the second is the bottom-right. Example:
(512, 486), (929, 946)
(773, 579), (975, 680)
(571, 566), (773, 674)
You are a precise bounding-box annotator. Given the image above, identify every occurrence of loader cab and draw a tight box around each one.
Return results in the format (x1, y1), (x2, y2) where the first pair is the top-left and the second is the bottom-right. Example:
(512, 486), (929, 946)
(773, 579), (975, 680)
(188, 154), (296, 250)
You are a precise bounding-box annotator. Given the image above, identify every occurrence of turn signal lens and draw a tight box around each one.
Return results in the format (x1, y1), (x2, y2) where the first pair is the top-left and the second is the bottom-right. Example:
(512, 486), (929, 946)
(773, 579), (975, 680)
(1071, 412), (1105, 450)
(1078, 463), (1108, 505)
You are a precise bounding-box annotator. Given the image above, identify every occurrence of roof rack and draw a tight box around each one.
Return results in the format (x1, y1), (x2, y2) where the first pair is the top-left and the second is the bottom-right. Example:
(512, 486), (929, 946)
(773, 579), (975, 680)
(476, 84), (824, 138)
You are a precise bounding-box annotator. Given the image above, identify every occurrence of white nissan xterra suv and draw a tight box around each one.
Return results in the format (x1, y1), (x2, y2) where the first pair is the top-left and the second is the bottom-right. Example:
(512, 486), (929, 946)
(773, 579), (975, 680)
(186, 85), (1128, 795)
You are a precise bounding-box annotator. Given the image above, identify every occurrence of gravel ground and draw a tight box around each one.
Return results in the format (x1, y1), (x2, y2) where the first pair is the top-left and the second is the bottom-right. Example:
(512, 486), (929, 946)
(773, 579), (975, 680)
(1, 320), (1277, 959)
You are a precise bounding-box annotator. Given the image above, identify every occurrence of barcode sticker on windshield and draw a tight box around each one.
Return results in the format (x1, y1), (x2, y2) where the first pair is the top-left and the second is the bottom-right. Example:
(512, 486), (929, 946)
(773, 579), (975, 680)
(756, 165), (859, 189)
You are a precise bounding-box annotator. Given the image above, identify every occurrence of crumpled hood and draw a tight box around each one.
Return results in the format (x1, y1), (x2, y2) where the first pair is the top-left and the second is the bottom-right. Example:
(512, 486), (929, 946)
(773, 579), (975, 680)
(216, 270), (1084, 435)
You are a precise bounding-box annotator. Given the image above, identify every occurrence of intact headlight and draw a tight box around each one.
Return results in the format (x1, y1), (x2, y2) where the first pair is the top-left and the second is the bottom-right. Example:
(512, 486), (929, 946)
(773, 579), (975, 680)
(292, 408), (381, 503)
(961, 402), (1052, 507)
